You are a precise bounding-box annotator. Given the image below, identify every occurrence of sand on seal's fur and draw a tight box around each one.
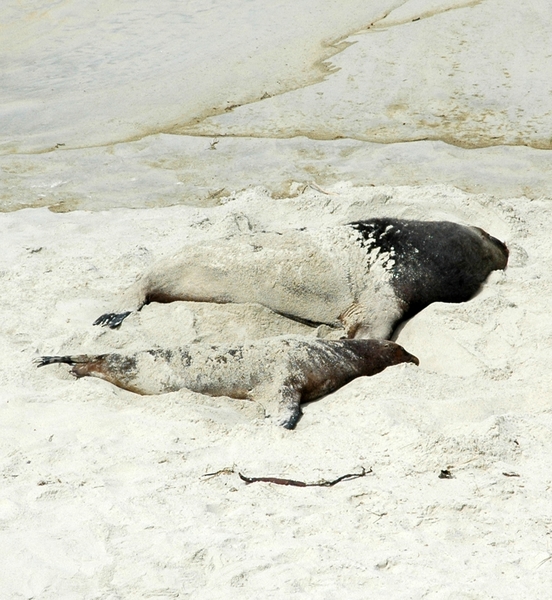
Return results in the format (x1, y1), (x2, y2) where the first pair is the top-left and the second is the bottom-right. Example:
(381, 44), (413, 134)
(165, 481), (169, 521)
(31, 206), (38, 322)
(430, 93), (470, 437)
(37, 336), (419, 429)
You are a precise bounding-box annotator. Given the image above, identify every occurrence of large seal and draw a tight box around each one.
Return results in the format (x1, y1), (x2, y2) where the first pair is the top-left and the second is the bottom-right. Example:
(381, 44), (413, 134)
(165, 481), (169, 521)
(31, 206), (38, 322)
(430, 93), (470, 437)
(37, 336), (419, 429)
(94, 218), (508, 339)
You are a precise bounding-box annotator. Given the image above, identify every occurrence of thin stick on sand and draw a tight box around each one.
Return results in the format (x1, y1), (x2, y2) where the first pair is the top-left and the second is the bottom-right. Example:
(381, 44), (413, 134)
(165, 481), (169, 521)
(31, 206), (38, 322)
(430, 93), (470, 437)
(238, 467), (371, 488)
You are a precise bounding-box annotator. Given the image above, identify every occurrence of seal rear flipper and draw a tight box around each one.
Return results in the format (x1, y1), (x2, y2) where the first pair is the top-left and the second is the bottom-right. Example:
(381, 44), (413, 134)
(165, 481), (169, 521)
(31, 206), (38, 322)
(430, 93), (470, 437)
(93, 311), (131, 328)
(36, 354), (109, 379)
(36, 355), (79, 368)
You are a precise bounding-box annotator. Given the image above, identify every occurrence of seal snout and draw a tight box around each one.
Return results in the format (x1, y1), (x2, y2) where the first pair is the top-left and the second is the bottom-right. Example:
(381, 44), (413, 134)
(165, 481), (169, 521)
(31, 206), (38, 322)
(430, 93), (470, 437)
(392, 344), (419, 367)
(401, 349), (419, 366)
(382, 341), (419, 367)
(491, 236), (509, 269)
(474, 227), (509, 270)
(407, 352), (419, 366)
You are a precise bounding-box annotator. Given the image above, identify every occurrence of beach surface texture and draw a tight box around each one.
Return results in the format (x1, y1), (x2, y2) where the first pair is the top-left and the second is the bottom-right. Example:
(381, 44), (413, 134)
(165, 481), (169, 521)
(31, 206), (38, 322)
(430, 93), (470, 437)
(2, 1), (552, 597)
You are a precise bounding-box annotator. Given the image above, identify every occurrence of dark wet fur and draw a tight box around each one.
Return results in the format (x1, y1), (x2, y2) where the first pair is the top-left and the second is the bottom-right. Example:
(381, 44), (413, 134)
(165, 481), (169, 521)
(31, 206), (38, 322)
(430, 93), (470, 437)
(349, 218), (509, 319)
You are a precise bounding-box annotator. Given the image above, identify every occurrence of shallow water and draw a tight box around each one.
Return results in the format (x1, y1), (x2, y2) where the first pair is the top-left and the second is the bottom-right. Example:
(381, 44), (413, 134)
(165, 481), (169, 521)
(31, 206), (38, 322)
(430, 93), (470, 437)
(2, 0), (551, 213)
(1, 1), (399, 154)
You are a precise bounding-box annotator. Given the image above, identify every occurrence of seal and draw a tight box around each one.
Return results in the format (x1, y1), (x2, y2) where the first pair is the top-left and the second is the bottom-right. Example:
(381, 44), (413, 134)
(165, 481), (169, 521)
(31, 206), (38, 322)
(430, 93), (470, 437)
(94, 218), (508, 338)
(37, 336), (419, 429)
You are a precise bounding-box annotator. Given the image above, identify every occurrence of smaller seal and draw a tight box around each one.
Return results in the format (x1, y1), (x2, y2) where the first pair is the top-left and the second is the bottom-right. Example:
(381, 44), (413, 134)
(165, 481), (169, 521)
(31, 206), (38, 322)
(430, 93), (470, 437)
(37, 336), (419, 429)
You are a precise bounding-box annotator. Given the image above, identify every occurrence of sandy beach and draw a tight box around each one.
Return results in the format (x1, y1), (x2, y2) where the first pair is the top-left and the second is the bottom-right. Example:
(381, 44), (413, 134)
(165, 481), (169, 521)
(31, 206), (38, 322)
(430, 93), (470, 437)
(2, 1), (552, 598)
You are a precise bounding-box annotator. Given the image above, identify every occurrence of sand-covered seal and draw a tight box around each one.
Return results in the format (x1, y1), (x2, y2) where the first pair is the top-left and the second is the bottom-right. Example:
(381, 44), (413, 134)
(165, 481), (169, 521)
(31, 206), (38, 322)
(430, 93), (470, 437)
(94, 218), (508, 338)
(37, 336), (419, 429)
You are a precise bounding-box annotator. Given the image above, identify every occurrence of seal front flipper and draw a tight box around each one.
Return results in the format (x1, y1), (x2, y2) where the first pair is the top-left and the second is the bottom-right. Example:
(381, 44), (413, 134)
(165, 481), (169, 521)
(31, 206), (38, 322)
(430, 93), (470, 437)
(276, 405), (303, 430)
(93, 311), (131, 328)
(269, 386), (303, 430)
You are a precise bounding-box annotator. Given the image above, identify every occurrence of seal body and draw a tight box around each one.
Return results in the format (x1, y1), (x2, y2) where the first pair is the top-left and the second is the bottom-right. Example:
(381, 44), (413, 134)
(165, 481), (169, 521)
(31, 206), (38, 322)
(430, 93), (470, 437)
(94, 218), (508, 338)
(37, 336), (419, 429)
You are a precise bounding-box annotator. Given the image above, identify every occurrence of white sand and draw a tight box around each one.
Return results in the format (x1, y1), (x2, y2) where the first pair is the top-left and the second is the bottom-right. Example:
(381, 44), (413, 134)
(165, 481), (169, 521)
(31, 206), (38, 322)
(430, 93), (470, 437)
(2, 184), (552, 598)
(2, 1), (552, 598)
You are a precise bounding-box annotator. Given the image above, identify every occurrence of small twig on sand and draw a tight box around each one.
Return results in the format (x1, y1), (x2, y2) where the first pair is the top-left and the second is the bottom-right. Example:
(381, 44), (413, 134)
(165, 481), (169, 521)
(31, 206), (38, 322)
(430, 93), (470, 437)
(308, 182), (339, 196)
(537, 554), (552, 570)
(202, 467), (236, 479)
(238, 467), (371, 488)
